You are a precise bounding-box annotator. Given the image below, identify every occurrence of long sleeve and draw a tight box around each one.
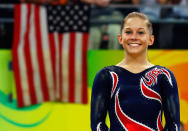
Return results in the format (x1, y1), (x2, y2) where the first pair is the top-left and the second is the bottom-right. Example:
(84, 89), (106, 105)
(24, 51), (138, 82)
(91, 68), (111, 131)
(161, 68), (180, 131)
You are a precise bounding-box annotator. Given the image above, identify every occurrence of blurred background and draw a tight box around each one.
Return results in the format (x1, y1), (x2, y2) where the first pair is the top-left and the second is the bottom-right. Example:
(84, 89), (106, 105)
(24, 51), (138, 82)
(0, 0), (188, 131)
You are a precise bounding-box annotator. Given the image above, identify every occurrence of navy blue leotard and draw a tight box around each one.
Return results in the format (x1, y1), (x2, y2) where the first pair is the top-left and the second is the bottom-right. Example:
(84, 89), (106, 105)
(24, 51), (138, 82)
(91, 65), (180, 131)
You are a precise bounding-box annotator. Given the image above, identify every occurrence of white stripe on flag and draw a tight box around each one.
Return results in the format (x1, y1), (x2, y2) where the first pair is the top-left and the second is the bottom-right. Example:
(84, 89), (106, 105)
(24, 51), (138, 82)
(18, 5), (30, 105)
(18, 4), (30, 106)
(75, 33), (82, 103)
(40, 6), (55, 101)
(62, 33), (69, 102)
(29, 5), (43, 103)
(54, 32), (60, 99)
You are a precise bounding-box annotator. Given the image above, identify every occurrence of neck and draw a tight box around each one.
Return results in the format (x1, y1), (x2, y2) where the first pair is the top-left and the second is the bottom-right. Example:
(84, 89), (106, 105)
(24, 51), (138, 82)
(116, 51), (154, 73)
(123, 51), (149, 67)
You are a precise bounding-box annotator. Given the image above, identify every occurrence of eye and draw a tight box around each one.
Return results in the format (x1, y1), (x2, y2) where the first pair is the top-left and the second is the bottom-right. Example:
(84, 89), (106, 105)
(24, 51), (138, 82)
(138, 31), (145, 35)
(125, 31), (132, 34)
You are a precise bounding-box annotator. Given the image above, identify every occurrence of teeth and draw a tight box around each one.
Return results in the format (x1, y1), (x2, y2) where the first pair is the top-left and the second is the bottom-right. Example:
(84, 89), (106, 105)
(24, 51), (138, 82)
(129, 44), (140, 47)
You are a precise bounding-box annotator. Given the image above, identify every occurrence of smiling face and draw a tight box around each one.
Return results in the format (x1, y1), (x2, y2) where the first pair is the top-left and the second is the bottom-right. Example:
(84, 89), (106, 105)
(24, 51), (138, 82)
(118, 16), (154, 56)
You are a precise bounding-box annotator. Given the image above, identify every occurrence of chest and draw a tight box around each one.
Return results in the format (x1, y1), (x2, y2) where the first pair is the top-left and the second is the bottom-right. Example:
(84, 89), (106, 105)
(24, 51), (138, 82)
(111, 74), (162, 97)
(109, 71), (163, 111)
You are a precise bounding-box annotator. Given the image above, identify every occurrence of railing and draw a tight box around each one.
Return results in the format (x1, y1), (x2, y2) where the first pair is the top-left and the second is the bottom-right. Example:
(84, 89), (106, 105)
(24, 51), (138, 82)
(0, 4), (188, 24)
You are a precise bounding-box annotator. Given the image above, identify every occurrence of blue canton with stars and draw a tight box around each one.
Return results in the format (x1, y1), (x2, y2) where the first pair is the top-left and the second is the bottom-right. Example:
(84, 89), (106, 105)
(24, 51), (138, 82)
(47, 2), (90, 33)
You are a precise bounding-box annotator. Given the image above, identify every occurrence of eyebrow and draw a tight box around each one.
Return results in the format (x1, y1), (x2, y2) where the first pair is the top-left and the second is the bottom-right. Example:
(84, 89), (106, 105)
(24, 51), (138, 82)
(124, 27), (145, 30)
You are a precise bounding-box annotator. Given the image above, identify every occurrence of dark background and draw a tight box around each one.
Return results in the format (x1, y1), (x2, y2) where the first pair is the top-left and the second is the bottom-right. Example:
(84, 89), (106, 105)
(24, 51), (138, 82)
(1, 5), (188, 49)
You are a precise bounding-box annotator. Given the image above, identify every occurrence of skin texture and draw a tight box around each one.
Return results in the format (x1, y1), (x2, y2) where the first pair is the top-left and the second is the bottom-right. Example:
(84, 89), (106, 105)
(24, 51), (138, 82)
(117, 17), (154, 73)
(118, 17), (154, 55)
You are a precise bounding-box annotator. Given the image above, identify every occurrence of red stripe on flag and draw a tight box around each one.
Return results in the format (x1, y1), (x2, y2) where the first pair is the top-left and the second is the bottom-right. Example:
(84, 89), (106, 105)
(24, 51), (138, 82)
(69, 33), (76, 102)
(48, 33), (56, 98)
(34, 5), (49, 101)
(82, 33), (88, 104)
(12, 5), (24, 107)
(59, 34), (63, 101)
(23, 4), (37, 105)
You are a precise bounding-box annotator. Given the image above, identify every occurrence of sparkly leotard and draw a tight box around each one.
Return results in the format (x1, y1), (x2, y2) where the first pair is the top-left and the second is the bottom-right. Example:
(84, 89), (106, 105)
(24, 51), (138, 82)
(91, 65), (180, 131)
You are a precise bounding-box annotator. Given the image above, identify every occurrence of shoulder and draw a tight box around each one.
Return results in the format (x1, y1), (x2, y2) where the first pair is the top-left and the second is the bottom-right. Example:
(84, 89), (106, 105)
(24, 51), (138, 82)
(156, 65), (176, 86)
(94, 66), (118, 80)
(94, 66), (112, 80)
(92, 67), (114, 88)
(155, 65), (174, 75)
(96, 66), (116, 74)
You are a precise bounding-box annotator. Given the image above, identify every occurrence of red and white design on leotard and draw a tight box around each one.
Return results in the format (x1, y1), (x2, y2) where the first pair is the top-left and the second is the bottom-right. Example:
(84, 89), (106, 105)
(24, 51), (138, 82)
(140, 67), (174, 104)
(160, 68), (173, 86)
(143, 73), (153, 86)
(115, 90), (155, 131)
(142, 67), (173, 87)
(140, 78), (162, 104)
(97, 122), (102, 131)
(175, 123), (178, 131)
(142, 67), (163, 86)
(110, 71), (119, 98)
(157, 111), (163, 131)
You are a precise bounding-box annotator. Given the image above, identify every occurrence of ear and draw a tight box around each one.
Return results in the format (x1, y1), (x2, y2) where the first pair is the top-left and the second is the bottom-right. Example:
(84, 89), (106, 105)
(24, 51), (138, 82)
(118, 34), (123, 45)
(148, 35), (154, 46)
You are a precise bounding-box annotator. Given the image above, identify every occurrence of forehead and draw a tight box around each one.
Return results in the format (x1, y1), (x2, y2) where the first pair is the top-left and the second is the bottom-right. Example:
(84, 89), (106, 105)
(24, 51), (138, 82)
(123, 17), (147, 30)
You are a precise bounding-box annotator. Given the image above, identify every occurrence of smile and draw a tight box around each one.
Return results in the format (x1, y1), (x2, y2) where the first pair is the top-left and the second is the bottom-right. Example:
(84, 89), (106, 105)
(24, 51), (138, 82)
(128, 43), (141, 47)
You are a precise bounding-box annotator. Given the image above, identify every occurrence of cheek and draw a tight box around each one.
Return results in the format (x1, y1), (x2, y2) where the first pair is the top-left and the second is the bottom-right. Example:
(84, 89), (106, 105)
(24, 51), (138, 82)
(122, 36), (129, 43)
(140, 37), (149, 44)
(141, 39), (147, 43)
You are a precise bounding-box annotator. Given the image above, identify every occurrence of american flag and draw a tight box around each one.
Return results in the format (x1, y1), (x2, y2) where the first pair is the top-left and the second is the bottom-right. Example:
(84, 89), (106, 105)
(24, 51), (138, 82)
(12, 3), (90, 107)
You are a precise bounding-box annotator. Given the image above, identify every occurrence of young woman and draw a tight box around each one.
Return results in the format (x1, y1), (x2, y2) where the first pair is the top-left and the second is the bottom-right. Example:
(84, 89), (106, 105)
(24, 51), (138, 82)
(90, 12), (180, 131)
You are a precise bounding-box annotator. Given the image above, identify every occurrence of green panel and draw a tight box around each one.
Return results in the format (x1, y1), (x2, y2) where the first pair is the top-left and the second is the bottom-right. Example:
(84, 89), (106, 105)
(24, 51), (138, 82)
(0, 50), (13, 95)
(0, 50), (125, 93)
(88, 50), (124, 88)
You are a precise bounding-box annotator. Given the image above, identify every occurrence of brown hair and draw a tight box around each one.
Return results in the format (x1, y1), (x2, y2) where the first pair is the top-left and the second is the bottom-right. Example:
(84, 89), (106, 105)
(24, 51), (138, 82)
(120, 12), (153, 35)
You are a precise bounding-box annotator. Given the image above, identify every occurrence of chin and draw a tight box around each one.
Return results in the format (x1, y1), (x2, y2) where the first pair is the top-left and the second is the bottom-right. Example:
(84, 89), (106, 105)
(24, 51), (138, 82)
(126, 49), (146, 55)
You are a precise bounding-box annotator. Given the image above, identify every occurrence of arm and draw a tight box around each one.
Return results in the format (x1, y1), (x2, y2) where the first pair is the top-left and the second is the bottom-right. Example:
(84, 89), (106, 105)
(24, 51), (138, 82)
(161, 68), (180, 131)
(91, 68), (111, 131)
(132, 0), (139, 4)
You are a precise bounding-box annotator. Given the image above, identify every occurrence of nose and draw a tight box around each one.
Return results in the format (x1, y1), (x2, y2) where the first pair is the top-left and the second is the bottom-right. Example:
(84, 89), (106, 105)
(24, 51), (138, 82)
(130, 32), (137, 40)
